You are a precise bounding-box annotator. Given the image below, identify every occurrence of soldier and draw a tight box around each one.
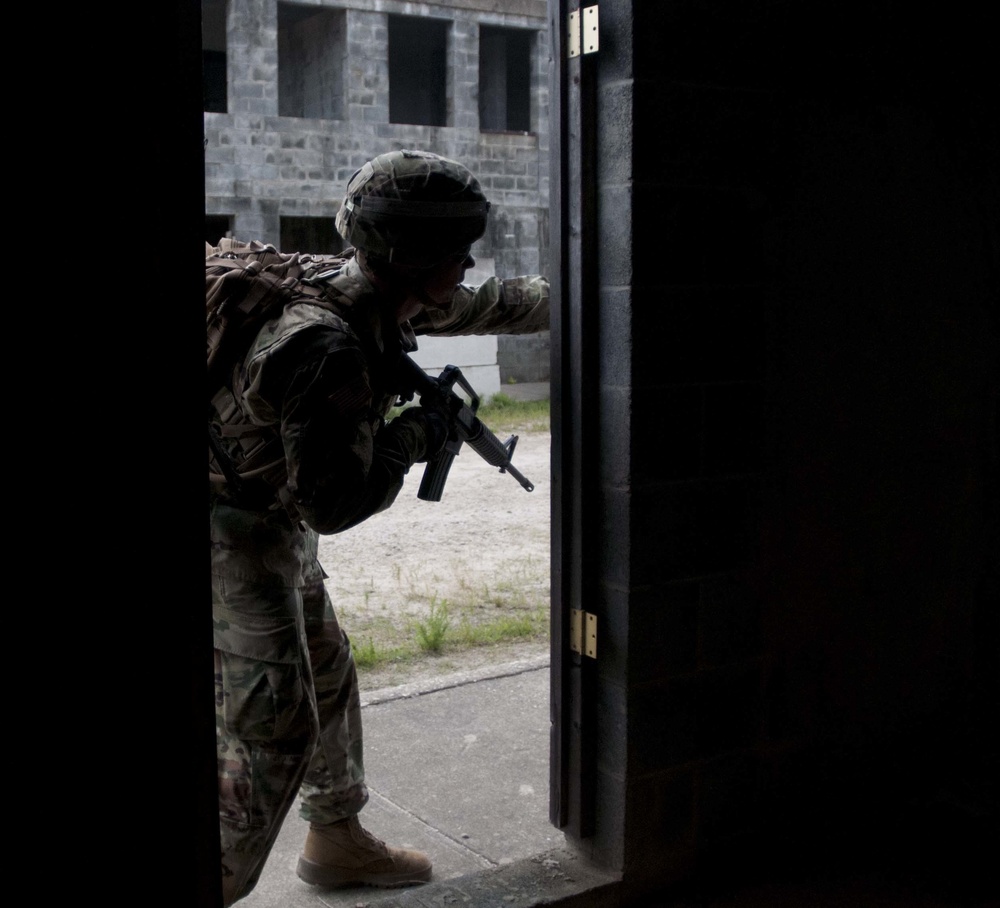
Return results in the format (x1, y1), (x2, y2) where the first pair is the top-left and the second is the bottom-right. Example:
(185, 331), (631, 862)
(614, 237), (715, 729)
(209, 149), (549, 905)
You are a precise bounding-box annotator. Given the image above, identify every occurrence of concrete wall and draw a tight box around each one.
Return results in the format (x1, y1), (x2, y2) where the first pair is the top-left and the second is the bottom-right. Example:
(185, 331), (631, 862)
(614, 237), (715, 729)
(573, 1), (997, 898)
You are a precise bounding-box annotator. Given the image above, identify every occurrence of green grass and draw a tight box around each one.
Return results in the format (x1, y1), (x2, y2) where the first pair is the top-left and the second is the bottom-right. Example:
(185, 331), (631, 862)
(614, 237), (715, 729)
(389, 393), (549, 436)
(351, 605), (549, 673)
(453, 608), (547, 646)
(352, 637), (412, 670)
(477, 394), (550, 434)
(414, 600), (452, 653)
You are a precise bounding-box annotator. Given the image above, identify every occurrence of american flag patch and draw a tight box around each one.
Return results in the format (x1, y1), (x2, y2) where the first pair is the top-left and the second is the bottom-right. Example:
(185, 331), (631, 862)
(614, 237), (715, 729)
(326, 373), (372, 420)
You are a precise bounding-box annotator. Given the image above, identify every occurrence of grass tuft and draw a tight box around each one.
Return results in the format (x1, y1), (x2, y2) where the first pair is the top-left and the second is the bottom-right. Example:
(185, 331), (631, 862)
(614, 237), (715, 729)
(414, 600), (451, 653)
(353, 637), (411, 670)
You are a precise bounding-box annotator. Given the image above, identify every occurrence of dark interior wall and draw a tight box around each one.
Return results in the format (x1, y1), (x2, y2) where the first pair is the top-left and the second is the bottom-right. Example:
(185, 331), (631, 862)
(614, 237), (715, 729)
(757, 101), (995, 774)
(595, 0), (997, 893)
(144, 2), (219, 904)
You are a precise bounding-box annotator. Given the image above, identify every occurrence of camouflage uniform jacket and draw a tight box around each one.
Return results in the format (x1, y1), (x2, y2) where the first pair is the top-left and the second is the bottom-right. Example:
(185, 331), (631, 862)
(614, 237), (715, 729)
(209, 256), (548, 587)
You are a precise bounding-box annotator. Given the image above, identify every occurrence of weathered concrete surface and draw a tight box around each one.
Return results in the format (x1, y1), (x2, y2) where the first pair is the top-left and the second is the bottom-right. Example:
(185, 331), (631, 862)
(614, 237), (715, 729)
(239, 661), (581, 908)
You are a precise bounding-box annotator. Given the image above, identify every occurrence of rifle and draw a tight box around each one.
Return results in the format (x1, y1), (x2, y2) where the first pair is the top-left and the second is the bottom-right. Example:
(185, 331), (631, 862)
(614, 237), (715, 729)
(397, 354), (535, 501)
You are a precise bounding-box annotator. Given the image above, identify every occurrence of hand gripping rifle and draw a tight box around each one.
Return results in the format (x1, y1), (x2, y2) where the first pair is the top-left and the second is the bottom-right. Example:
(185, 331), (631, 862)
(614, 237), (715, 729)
(397, 354), (535, 502)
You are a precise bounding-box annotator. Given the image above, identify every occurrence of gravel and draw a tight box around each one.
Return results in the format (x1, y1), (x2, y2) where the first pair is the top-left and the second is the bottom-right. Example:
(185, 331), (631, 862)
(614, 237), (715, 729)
(316, 429), (552, 691)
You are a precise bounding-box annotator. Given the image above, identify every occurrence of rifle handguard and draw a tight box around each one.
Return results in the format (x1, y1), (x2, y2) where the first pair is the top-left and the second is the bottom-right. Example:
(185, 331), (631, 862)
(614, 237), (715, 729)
(465, 425), (534, 492)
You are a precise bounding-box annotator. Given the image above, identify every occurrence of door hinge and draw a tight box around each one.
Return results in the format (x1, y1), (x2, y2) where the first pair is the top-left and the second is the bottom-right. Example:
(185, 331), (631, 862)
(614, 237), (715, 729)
(569, 608), (598, 658)
(568, 5), (599, 58)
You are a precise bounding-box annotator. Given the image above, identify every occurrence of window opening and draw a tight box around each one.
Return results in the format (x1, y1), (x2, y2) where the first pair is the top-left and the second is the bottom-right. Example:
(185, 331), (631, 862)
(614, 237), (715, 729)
(278, 3), (346, 120)
(479, 26), (534, 133)
(388, 15), (449, 126)
(202, 0), (227, 113)
(280, 216), (344, 256)
(205, 215), (232, 247)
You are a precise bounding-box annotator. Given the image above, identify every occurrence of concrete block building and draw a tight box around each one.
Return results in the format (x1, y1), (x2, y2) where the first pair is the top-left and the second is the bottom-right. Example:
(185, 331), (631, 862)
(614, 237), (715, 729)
(202, 0), (552, 389)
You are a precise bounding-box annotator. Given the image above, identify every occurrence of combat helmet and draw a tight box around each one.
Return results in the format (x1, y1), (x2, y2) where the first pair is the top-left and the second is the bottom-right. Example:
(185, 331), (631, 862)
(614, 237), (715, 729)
(335, 149), (491, 267)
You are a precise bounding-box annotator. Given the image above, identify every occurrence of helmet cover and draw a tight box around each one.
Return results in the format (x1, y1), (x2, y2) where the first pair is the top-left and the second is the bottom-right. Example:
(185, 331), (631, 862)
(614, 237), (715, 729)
(335, 150), (490, 266)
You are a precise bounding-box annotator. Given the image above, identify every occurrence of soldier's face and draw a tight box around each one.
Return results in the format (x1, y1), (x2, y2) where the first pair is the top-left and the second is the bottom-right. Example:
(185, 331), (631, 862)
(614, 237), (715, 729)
(418, 251), (475, 308)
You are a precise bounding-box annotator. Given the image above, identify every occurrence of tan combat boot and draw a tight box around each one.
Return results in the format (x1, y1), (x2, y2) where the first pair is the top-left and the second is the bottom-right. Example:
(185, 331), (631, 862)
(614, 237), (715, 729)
(296, 815), (432, 888)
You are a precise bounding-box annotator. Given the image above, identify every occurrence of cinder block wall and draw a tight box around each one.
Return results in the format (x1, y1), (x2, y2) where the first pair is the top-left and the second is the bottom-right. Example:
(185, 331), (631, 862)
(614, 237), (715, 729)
(204, 0), (551, 382)
(584, 1), (996, 896)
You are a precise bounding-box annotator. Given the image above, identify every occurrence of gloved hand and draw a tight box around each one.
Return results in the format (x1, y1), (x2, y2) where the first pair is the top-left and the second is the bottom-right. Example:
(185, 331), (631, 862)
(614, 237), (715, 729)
(392, 406), (450, 463)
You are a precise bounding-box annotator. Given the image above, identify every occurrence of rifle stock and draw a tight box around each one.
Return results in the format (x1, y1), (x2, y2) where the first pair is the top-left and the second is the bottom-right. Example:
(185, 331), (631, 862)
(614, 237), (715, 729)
(397, 355), (535, 502)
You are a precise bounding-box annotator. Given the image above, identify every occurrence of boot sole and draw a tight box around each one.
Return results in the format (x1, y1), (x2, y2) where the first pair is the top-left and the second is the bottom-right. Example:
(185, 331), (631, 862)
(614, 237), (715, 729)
(296, 856), (432, 888)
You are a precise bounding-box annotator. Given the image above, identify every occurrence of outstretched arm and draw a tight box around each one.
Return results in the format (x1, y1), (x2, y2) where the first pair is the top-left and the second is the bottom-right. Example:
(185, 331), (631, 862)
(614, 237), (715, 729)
(409, 274), (550, 337)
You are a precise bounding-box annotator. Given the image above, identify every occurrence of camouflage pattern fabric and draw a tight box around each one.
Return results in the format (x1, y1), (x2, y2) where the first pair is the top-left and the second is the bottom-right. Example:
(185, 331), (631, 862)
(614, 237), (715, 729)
(211, 259), (412, 903)
(214, 536), (316, 901)
(297, 550), (368, 826)
(214, 522), (368, 901)
(336, 149), (490, 266)
(410, 273), (550, 337)
(210, 246), (549, 905)
(209, 256), (428, 536)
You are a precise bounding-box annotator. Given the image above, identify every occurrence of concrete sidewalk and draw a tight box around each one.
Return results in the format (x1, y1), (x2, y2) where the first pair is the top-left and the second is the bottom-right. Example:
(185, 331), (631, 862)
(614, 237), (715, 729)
(239, 654), (570, 908)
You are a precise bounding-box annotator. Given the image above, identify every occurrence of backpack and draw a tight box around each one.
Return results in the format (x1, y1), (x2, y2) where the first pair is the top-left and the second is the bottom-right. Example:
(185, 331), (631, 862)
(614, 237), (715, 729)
(206, 239), (353, 500)
(206, 238), (353, 397)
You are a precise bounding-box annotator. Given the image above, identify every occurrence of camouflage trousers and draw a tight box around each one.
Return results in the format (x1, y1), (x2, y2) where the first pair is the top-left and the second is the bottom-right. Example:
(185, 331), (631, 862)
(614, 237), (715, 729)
(214, 529), (368, 905)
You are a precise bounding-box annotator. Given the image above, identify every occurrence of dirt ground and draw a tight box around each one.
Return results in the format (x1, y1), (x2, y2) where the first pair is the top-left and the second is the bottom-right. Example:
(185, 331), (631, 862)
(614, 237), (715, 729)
(316, 427), (552, 691)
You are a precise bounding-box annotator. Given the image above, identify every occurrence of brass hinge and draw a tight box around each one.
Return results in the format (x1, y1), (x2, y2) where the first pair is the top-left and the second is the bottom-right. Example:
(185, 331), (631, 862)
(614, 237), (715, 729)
(568, 5), (599, 58)
(569, 608), (598, 658)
